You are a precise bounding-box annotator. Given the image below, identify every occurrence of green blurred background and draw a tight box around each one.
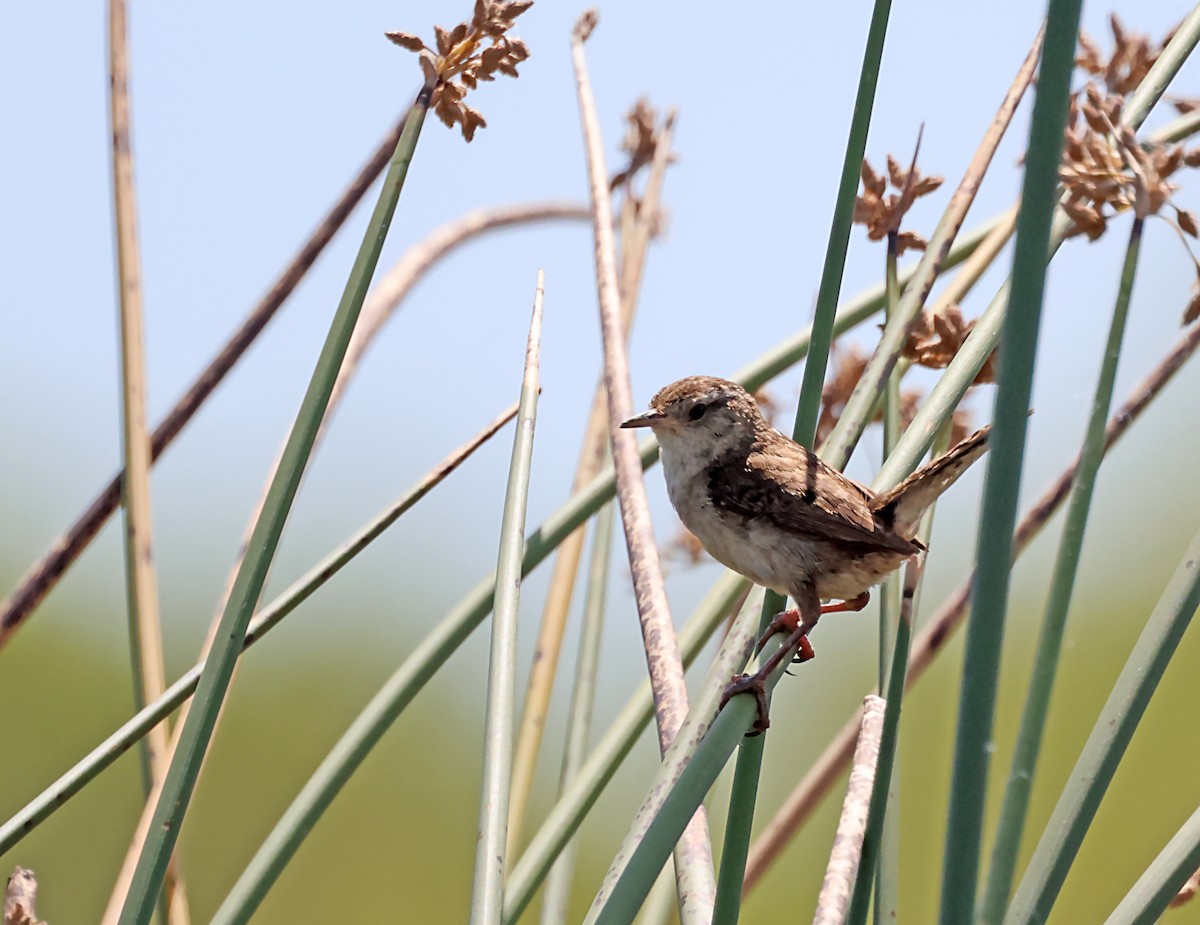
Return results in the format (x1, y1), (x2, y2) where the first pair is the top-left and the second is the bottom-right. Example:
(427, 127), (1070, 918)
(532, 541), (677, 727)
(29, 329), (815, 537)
(3, 0), (1200, 922)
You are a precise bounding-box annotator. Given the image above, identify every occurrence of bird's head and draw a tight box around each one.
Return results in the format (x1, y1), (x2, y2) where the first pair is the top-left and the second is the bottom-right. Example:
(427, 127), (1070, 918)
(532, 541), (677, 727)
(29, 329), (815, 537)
(621, 376), (767, 461)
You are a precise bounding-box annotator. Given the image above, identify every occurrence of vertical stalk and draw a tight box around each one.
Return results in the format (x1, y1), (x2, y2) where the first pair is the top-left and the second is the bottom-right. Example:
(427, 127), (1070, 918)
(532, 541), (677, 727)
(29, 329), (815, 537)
(712, 2), (892, 918)
(873, 231), (905, 925)
(848, 422), (949, 925)
(539, 501), (615, 925)
(469, 274), (545, 925)
(108, 0), (169, 797)
(570, 17), (715, 919)
(978, 217), (1142, 922)
(508, 116), (674, 857)
(937, 1), (1082, 919)
(109, 1), (183, 919)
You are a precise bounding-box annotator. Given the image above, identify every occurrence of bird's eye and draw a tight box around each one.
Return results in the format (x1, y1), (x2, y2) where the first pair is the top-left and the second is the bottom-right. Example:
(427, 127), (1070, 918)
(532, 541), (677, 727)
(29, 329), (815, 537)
(688, 403), (707, 421)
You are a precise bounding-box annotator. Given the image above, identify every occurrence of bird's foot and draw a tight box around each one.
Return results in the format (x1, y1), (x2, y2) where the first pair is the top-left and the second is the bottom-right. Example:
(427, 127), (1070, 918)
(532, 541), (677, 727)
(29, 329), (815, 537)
(725, 626), (813, 735)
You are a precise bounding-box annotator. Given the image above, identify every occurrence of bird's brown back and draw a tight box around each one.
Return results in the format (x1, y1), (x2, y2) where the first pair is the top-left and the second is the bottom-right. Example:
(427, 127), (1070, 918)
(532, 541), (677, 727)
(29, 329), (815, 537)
(708, 429), (919, 557)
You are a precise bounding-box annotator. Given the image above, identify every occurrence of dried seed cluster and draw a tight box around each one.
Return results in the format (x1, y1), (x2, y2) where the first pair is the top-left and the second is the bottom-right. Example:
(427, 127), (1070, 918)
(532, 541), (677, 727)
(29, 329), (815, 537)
(1077, 14), (1173, 97)
(902, 303), (998, 385)
(609, 98), (676, 242)
(1059, 76), (1200, 325)
(854, 155), (944, 256)
(386, 0), (532, 142)
(610, 98), (671, 191)
(1060, 85), (1200, 236)
(816, 345), (974, 449)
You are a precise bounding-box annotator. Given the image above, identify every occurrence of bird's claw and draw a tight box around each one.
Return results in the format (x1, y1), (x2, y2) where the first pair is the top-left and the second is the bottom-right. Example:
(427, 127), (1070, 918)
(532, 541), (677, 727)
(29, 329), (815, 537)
(790, 634), (816, 664)
(720, 672), (772, 736)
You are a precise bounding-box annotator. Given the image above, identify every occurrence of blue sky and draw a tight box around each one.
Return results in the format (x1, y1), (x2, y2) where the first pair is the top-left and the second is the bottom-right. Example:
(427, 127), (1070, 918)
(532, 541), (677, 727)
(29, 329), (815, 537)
(2, 0), (1198, 680)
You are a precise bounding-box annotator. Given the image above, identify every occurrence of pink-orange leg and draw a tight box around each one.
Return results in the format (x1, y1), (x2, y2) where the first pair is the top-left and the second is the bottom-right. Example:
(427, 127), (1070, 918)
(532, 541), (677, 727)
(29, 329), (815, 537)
(754, 592), (871, 655)
(725, 591), (870, 734)
(821, 591), (871, 614)
(720, 624), (812, 735)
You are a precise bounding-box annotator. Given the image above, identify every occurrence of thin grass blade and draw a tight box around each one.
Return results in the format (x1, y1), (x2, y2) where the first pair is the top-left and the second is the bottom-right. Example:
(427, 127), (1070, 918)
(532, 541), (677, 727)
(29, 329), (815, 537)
(713, 5), (892, 918)
(1102, 805), (1200, 925)
(115, 85), (432, 924)
(978, 217), (1143, 923)
(538, 500), (615, 925)
(937, 3), (1084, 918)
(470, 273), (544, 925)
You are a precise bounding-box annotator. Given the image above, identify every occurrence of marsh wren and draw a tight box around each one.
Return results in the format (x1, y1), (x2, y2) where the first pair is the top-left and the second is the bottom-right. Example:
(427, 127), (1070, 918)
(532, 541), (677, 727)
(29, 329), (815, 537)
(622, 375), (990, 732)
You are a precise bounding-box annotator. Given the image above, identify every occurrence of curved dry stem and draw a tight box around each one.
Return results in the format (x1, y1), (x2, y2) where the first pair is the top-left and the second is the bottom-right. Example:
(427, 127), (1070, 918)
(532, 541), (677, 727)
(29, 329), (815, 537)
(508, 118), (675, 856)
(335, 201), (587, 412)
(571, 19), (715, 920)
(210, 200), (588, 623)
(0, 113), (414, 649)
(742, 320), (1200, 893)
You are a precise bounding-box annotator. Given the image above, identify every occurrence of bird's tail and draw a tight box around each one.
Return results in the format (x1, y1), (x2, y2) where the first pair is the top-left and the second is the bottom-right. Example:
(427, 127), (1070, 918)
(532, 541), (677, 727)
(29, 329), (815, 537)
(871, 424), (991, 538)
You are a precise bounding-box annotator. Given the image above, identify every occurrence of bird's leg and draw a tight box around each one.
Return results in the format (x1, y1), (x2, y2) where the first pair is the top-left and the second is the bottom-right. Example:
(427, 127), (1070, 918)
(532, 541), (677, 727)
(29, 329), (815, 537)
(756, 608), (803, 654)
(722, 585), (821, 735)
(754, 592), (869, 655)
(820, 591), (871, 614)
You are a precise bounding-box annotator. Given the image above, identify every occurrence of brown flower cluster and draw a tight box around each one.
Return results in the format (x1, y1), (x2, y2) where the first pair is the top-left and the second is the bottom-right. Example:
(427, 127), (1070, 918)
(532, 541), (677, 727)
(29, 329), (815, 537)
(815, 345), (975, 449)
(610, 98), (675, 191)
(902, 303), (998, 385)
(386, 0), (532, 141)
(1059, 81), (1200, 325)
(1061, 85), (1200, 238)
(854, 155), (944, 256)
(1077, 14), (1174, 97)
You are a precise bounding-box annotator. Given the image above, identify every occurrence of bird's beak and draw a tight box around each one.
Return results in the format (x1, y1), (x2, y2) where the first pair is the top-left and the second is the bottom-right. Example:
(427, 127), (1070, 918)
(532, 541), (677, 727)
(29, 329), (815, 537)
(620, 408), (665, 429)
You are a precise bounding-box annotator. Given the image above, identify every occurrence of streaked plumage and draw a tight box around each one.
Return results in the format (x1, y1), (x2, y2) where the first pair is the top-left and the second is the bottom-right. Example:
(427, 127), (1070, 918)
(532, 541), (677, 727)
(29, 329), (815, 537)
(622, 375), (989, 609)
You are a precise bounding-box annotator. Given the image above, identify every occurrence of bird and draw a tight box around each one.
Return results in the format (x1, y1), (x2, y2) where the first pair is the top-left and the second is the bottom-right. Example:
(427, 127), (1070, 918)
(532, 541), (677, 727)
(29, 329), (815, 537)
(621, 375), (990, 732)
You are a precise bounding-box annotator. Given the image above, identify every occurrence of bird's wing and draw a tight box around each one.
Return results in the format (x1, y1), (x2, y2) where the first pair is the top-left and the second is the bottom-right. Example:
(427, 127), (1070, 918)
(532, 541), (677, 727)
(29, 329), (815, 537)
(708, 447), (916, 555)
